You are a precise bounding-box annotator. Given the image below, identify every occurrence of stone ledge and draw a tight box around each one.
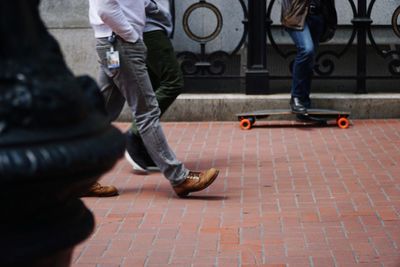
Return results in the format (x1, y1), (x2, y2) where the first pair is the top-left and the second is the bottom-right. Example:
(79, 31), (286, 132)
(116, 93), (400, 122)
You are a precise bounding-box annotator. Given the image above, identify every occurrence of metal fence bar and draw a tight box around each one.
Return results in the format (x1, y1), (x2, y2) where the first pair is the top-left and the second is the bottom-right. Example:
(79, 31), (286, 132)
(245, 0), (269, 94)
(177, 0), (399, 94)
(353, 0), (372, 93)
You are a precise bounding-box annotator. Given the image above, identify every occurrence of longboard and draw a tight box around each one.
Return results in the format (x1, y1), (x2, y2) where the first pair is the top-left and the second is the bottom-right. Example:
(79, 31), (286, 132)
(236, 108), (351, 130)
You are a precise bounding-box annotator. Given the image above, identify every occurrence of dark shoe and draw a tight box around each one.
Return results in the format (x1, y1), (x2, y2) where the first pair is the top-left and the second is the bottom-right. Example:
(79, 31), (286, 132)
(125, 151), (147, 174)
(81, 182), (119, 197)
(125, 130), (160, 173)
(290, 97), (307, 114)
(296, 114), (311, 121)
(142, 151), (157, 170)
(296, 114), (327, 125)
(302, 97), (311, 109)
(173, 168), (219, 197)
(125, 131), (149, 174)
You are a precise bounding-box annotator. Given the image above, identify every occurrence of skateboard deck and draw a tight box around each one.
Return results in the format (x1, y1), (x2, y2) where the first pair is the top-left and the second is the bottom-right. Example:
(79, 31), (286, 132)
(236, 108), (351, 130)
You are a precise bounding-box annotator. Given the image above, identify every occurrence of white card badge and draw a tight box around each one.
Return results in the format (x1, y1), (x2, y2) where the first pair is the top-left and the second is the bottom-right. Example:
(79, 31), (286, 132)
(106, 46), (120, 69)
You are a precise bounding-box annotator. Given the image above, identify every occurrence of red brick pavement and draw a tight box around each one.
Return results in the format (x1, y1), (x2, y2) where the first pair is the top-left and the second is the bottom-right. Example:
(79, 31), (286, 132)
(73, 120), (400, 267)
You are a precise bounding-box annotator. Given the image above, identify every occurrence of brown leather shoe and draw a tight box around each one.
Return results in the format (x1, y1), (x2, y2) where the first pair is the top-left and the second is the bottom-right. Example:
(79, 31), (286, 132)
(173, 168), (219, 197)
(81, 182), (119, 197)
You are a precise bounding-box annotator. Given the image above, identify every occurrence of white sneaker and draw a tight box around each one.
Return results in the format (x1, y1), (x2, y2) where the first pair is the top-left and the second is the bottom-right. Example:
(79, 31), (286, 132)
(124, 151), (148, 174)
(147, 165), (161, 172)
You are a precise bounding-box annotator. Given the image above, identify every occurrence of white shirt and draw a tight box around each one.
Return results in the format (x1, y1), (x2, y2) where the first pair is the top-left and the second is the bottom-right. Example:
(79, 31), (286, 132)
(88, 0), (158, 43)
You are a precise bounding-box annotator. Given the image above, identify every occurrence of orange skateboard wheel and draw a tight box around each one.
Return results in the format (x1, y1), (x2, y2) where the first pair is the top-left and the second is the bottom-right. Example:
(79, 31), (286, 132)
(239, 118), (252, 130)
(337, 117), (350, 129)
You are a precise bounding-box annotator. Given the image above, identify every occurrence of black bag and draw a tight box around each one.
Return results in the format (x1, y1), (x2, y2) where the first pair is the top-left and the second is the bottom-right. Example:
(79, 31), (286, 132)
(320, 0), (338, 43)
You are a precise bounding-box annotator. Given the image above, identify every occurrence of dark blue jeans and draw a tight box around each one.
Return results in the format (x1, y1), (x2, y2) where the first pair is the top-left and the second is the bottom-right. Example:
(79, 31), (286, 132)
(287, 15), (325, 108)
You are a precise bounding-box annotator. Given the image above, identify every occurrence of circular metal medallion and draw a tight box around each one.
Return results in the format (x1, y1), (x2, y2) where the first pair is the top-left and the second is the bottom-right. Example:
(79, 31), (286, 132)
(392, 6), (400, 38)
(182, 2), (223, 43)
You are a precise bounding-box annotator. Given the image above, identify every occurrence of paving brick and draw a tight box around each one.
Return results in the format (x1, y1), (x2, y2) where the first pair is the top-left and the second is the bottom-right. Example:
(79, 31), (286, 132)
(70, 120), (400, 267)
(311, 256), (336, 267)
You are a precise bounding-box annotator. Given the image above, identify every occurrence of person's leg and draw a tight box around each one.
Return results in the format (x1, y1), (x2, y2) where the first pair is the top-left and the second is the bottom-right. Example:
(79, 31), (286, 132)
(129, 30), (183, 133)
(98, 67), (126, 121)
(303, 15), (326, 108)
(128, 30), (183, 170)
(96, 38), (219, 196)
(98, 61), (153, 173)
(287, 23), (315, 98)
(287, 24), (315, 112)
(81, 68), (121, 197)
(146, 30), (184, 116)
(114, 39), (187, 184)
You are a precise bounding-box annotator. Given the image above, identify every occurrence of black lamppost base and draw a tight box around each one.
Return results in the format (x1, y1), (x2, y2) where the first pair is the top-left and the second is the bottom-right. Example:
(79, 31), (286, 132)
(0, 1), (125, 266)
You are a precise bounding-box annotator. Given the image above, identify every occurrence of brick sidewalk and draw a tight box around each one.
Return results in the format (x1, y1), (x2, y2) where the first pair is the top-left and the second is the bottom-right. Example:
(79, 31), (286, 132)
(73, 120), (400, 267)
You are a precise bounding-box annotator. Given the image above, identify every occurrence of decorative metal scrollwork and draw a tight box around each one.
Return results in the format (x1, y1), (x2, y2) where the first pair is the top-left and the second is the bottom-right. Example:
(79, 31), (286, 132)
(183, 2), (223, 42)
(389, 6), (400, 75)
(177, 0), (399, 92)
(267, 0), (358, 76)
(314, 51), (337, 76)
(177, 50), (229, 75)
(388, 59), (400, 75)
(366, 1), (400, 75)
(391, 5), (400, 38)
(266, 0), (400, 79)
(177, 0), (247, 76)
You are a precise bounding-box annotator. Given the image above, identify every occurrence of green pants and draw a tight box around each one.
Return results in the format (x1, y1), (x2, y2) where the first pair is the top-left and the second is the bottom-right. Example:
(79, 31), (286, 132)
(130, 30), (183, 135)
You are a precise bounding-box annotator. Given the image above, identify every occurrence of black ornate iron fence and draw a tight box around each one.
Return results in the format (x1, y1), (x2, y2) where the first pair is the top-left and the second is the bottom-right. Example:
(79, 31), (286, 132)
(175, 0), (400, 94)
(179, 1), (236, 75)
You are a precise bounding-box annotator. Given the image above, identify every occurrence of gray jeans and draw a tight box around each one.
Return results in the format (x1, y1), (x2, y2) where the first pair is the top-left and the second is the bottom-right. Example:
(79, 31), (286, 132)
(96, 37), (188, 185)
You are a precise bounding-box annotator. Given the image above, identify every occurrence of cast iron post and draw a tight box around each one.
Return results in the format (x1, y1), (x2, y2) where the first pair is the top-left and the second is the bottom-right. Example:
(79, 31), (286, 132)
(0, 1), (125, 266)
(245, 0), (269, 94)
(352, 0), (372, 93)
